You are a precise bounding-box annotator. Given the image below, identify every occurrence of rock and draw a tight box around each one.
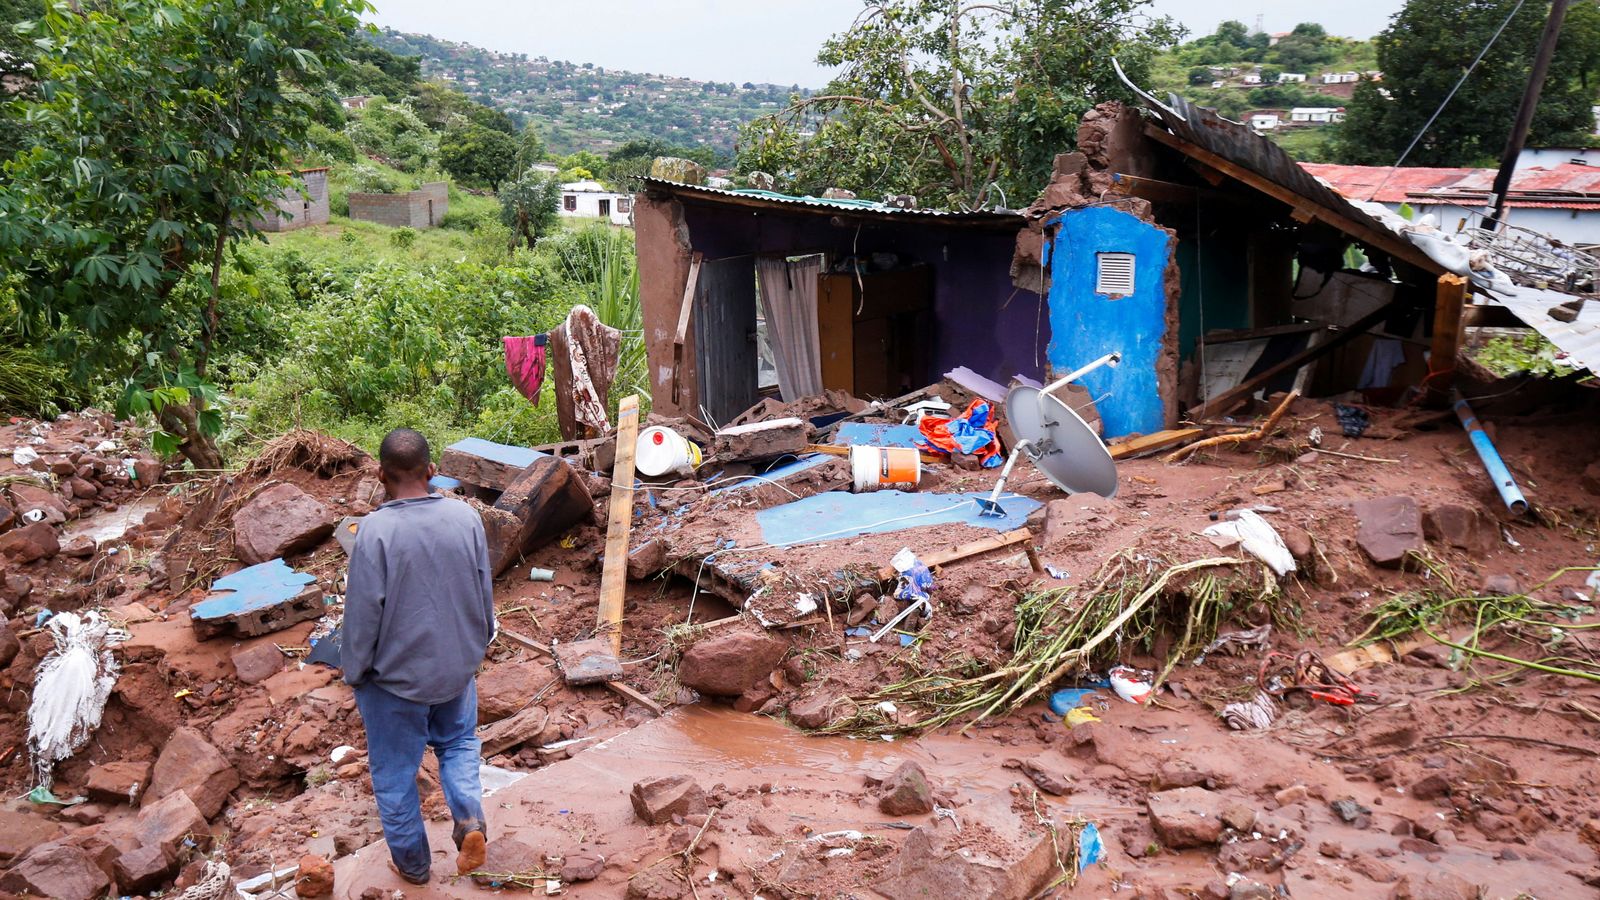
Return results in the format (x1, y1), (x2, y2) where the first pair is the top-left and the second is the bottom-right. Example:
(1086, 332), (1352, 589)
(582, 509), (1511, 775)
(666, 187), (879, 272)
(113, 843), (176, 894)
(1274, 784), (1309, 806)
(132, 456), (164, 486)
(0, 843), (111, 900)
(230, 641), (285, 685)
(296, 854), (335, 898)
(1390, 871), (1479, 900)
(476, 660), (549, 723)
(0, 623), (19, 668)
(1350, 854), (1399, 883)
(134, 789), (210, 856)
(560, 851), (606, 882)
(7, 483), (67, 524)
(0, 500), (11, 534)
(86, 759), (154, 805)
(1423, 503), (1492, 552)
(0, 573), (31, 612)
(1147, 787), (1226, 849)
(0, 521), (59, 563)
(61, 533), (96, 558)
(1043, 494), (1117, 545)
(0, 809), (63, 861)
(1410, 773), (1452, 801)
(487, 457), (596, 577)
(1014, 758), (1072, 796)
(1281, 524), (1314, 565)
(1221, 804), (1257, 832)
(1480, 574), (1520, 596)
(878, 761), (935, 815)
(787, 693), (836, 729)
(230, 483), (337, 565)
(677, 630), (786, 697)
(1582, 818), (1600, 851)
(1353, 496), (1424, 568)
(846, 593), (880, 626)
(1154, 760), (1229, 791)
(469, 838), (541, 885)
(1230, 881), (1275, 900)
(873, 796), (1060, 900)
(143, 726), (240, 818)
(65, 476), (98, 500)
(1582, 460), (1600, 496)
(626, 862), (688, 899)
(630, 775), (707, 825)
(733, 681), (776, 714)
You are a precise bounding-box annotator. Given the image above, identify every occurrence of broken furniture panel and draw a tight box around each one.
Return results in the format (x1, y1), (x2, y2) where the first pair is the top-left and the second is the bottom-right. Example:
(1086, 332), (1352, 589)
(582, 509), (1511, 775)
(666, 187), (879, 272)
(190, 559), (323, 640)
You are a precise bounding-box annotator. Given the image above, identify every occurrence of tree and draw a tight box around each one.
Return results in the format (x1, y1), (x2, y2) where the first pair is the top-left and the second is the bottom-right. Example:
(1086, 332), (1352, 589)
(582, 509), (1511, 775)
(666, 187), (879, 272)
(438, 123), (517, 188)
(1336, 0), (1600, 166)
(1188, 66), (1213, 86)
(737, 0), (1180, 208)
(0, 0), (367, 469)
(1269, 21), (1335, 72)
(0, 0), (43, 160)
(499, 172), (563, 251)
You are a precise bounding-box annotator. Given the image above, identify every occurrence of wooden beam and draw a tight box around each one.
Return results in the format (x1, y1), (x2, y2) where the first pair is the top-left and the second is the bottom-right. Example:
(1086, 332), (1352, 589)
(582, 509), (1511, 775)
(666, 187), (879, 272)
(1192, 299), (1402, 420)
(875, 528), (1035, 581)
(597, 395), (640, 655)
(670, 252), (703, 406)
(1143, 125), (1444, 276)
(1429, 274), (1469, 395)
(1107, 427), (1208, 459)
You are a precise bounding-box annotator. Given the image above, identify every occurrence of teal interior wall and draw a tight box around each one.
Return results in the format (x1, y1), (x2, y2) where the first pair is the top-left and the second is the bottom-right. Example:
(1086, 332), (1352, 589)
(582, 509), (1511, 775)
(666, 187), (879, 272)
(1175, 204), (1250, 364)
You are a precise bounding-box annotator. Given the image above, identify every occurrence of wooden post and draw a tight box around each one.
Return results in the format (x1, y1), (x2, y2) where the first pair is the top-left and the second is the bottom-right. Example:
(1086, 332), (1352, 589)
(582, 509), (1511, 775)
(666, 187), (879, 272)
(670, 253), (703, 407)
(597, 395), (640, 654)
(1429, 273), (1468, 397)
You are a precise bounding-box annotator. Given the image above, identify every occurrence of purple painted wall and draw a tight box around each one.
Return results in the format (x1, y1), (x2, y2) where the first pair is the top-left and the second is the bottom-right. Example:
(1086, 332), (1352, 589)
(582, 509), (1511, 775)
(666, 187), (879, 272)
(675, 199), (1048, 385)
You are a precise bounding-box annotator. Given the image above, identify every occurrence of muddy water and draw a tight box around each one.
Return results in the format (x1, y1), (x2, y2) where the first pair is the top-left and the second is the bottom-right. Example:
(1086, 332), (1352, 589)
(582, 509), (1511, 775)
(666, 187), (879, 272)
(64, 494), (160, 544)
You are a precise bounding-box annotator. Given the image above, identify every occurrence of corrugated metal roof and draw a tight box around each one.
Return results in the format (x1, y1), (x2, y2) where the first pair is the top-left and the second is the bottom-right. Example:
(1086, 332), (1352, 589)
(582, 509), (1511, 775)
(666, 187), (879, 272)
(639, 177), (1025, 228)
(1478, 285), (1600, 374)
(1302, 162), (1600, 211)
(1300, 163), (1476, 204)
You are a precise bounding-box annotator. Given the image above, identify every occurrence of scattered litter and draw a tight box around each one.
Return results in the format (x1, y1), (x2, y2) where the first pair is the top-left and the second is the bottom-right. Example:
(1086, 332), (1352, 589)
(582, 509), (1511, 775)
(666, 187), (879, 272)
(330, 745), (356, 764)
(11, 446), (38, 466)
(871, 597), (929, 644)
(1329, 797), (1371, 823)
(1077, 821), (1105, 871)
(1220, 691), (1277, 730)
(1259, 650), (1378, 707)
(890, 548), (934, 602)
(1048, 688), (1099, 716)
(33, 609), (54, 628)
(915, 398), (1002, 467)
(1202, 510), (1296, 576)
(21, 508), (45, 524)
(1065, 707), (1100, 727)
(28, 611), (122, 788)
(1045, 565), (1069, 579)
(1108, 665), (1154, 704)
(527, 567), (556, 582)
(1334, 404), (1370, 437)
(849, 445), (921, 492)
(933, 805), (961, 832)
(1195, 624), (1273, 664)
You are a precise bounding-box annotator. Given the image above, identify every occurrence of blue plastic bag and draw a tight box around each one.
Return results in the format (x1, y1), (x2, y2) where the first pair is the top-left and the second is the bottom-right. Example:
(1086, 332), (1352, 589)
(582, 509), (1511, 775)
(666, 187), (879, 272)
(1077, 821), (1104, 871)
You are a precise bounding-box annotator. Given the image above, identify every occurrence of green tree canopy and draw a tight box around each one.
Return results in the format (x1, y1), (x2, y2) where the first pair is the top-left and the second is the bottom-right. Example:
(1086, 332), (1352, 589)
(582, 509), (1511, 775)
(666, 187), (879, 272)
(439, 123), (517, 188)
(1336, 0), (1600, 166)
(737, 0), (1181, 208)
(0, 0), (368, 467)
(499, 171), (563, 251)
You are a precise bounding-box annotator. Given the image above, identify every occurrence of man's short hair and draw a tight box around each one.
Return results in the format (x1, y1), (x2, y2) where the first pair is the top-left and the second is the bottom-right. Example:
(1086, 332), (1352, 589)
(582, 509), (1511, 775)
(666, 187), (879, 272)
(379, 428), (431, 479)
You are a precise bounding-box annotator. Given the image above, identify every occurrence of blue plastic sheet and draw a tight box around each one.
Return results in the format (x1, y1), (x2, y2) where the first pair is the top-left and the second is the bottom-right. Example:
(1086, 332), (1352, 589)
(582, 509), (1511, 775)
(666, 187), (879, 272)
(755, 490), (1039, 547)
(1077, 822), (1104, 871)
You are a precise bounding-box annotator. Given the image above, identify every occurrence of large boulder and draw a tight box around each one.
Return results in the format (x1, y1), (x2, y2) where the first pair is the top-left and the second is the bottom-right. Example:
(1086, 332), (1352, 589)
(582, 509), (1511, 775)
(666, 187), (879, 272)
(0, 843), (111, 900)
(142, 727), (240, 818)
(86, 759), (154, 805)
(6, 482), (67, 525)
(677, 630), (786, 697)
(231, 483), (337, 564)
(1352, 496), (1424, 569)
(487, 457), (596, 577)
(630, 775), (707, 825)
(1147, 787), (1227, 849)
(476, 660), (549, 725)
(0, 521), (59, 564)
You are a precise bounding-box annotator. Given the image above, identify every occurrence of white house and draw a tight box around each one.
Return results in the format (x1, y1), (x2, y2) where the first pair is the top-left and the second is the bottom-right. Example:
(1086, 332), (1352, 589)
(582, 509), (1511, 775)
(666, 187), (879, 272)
(1243, 72), (1262, 85)
(1321, 72), (1360, 84)
(1277, 72), (1308, 84)
(1290, 107), (1345, 124)
(560, 180), (633, 226)
(1249, 113), (1281, 131)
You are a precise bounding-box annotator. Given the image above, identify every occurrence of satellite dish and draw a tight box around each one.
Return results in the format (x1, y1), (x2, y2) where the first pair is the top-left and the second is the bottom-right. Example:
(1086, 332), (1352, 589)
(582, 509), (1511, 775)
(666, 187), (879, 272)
(1005, 385), (1119, 499)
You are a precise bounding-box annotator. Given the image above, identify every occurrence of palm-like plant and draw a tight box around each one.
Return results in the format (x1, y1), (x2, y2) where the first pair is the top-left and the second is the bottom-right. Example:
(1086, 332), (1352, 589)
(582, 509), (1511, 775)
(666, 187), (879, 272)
(557, 225), (648, 412)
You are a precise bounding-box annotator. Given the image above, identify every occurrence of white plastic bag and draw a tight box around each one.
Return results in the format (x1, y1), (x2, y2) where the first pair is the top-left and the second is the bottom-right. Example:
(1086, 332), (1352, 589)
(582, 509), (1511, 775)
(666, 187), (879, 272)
(27, 611), (120, 788)
(1203, 510), (1296, 576)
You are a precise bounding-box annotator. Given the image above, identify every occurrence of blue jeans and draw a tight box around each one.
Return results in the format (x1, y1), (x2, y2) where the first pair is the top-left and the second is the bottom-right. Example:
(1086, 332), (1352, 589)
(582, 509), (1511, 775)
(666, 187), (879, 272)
(354, 682), (487, 879)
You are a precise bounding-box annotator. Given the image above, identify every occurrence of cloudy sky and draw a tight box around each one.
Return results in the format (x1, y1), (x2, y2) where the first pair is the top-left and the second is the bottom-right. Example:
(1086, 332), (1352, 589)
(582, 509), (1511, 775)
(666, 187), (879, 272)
(365, 0), (1406, 87)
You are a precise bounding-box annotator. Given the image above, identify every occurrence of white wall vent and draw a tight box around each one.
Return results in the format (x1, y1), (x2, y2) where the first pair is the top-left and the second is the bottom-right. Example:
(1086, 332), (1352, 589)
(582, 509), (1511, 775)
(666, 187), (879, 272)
(1095, 252), (1136, 296)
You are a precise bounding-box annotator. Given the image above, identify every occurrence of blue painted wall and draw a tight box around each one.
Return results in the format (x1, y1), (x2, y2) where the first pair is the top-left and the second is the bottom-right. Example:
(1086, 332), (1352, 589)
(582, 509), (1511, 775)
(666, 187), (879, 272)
(1045, 207), (1174, 438)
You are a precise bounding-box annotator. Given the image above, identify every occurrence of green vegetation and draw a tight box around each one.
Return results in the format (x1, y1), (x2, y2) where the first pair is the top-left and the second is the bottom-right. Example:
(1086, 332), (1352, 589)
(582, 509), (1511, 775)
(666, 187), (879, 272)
(1470, 333), (1578, 378)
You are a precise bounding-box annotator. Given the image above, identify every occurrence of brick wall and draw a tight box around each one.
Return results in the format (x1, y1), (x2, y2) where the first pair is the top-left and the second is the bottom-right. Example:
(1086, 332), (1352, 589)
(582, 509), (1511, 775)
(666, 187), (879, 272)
(253, 169), (331, 232)
(348, 182), (449, 229)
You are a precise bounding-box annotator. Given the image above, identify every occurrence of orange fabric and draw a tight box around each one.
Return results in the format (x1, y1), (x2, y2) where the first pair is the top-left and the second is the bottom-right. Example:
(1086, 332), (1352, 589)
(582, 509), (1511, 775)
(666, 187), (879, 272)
(915, 398), (1002, 465)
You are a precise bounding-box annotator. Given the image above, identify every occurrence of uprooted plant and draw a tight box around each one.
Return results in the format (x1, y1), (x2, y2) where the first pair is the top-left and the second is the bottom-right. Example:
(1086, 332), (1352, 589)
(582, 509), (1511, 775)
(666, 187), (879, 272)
(1353, 555), (1600, 684)
(819, 552), (1277, 736)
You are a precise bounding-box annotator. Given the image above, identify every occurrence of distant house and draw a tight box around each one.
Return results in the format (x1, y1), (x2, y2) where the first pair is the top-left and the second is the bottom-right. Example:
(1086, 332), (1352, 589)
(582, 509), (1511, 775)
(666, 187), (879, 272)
(560, 180), (633, 225)
(1290, 107), (1345, 124)
(1249, 113), (1281, 131)
(1268, 31), (1291, 46)
(1243, 71), (1262, 85)
(527, 162), (561, 176)
(340, 95), (373, 111)
(252, 167), (330, 233)
(1321, 72), (1360, 85)
(1277, 72), (1308, 84)
(348, 182), (449, 229)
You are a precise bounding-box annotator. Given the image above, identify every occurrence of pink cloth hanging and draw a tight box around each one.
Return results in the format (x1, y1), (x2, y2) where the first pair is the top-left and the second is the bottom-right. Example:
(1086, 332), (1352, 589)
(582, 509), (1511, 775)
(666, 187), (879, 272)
(503, 334), (548, 403)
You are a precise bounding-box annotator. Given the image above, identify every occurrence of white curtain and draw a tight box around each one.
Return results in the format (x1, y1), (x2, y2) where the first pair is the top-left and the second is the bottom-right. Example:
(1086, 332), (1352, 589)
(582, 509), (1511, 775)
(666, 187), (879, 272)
(757, 255), (824, 399)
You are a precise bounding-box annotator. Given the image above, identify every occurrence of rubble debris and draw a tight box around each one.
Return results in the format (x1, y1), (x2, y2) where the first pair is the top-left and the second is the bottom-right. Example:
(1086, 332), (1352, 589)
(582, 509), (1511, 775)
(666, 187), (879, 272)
(439, 437), (549, 493)
(487, 455), (596, 576)
(1147, 787), (1227, 848)
(189, 559), (324, 640)
(629, 774), (706, 824)
(554, 637), (624, 685)
(677, 629), (785, 697)
(873, 796), (1063, 899)
(0, 520), (60, 563)
(1353, 495), (1425, 568)
(85, 759), (152, 804)
(710, 417), (807, 463)
(143, 726), (240, 818)
(231, 483), (337, 565)
(0, 842), (111, 900)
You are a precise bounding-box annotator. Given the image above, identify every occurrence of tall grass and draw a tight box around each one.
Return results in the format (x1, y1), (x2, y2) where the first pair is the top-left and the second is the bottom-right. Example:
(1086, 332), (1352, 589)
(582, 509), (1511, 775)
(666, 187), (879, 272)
(0, 343), (74, 418)
(553, 224), (649, 414)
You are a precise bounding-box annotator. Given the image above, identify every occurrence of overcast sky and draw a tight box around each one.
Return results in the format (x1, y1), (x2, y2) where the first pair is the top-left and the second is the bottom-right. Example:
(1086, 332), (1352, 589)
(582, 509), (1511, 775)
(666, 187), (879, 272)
(364, 0), (1406, 87)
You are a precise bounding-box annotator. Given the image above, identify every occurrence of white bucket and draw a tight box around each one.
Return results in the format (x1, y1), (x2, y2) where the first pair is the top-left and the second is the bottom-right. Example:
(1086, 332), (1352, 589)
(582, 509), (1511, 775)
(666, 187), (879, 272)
(849, 445), (921, 492)
(636, 426), (702, 478)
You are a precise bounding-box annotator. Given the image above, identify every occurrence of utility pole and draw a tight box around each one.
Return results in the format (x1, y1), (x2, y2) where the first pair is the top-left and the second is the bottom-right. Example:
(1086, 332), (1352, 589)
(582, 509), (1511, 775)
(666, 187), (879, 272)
(1484, 0), (1572, 232)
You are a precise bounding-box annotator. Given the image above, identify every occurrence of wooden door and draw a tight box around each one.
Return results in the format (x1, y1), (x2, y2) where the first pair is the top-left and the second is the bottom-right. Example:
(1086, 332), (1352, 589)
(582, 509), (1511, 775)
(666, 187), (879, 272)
(693, 257), (759, 424)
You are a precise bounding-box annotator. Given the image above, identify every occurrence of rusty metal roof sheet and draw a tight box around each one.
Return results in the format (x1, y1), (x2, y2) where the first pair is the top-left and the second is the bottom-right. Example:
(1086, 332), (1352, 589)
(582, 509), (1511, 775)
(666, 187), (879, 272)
(1302, 162), (1600, 211)
(1478, 286), (1600, 375)
(639, 177), (1025, 229)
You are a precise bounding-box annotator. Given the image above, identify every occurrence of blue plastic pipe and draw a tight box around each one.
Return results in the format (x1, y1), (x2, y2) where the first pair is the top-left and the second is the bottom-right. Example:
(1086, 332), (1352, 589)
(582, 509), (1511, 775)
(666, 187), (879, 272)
(1451, 392), (1528, 515)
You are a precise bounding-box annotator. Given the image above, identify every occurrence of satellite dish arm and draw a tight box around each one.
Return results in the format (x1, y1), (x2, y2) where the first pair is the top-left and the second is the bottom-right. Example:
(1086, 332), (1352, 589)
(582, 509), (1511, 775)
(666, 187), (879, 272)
(1037, 352), (1121, 417)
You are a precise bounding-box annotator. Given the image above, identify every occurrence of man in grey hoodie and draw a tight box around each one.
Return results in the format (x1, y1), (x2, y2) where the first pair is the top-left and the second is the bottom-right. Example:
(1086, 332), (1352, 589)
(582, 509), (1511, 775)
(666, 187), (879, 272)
(343, 428), (495, 883)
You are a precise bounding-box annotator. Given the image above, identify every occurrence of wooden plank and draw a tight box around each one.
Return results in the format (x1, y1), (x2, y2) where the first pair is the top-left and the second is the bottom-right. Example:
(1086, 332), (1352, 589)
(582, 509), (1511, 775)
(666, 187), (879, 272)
(670, 253), (703, 406)
(1143, 125), (1444, 277)
(876, 528), (1035, 581)
(597, 395), (640, 655)
(603, 679), (665, 716)
(479, 703), (551, 757)
(1428, 274), (1469, 395)
(1192, 299), (1402, 420)
(1107, 428), (1208, 459)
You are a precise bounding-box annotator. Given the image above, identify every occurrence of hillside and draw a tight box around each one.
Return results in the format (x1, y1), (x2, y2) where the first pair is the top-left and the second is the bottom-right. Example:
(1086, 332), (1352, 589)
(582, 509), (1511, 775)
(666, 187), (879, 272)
(367, 27), (810, 158)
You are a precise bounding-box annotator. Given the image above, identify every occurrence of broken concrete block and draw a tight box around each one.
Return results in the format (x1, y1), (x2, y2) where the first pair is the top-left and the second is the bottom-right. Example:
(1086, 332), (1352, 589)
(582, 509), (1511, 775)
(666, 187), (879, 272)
(143, 727), (240, 819)
(878, 761), (934, 815)
(1352, 496), (1424, 569)
(0, 521), (59, 564)
(86, 759), (153, 805)
(1147, 786), (1227, 848)
(440, 437), (548, 493)
(676, 630), (786, 697)
(231, 483), (337, 564)
(555, 638), (624, 686)
(190, 558), (324, 640)
(710, 417), (808, 462)
(630, 774), (707, 825)
(487, 456), (595, 577)
(0, 843), (111, 900)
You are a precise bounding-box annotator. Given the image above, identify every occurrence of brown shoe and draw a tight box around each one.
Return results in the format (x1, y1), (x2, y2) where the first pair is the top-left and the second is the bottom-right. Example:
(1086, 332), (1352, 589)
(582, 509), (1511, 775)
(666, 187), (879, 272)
(456, 829), (487, 875)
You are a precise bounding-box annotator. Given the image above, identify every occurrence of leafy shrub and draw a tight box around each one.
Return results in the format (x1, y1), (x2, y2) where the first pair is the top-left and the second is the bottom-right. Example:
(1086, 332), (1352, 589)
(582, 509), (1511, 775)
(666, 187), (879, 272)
(390, 227), (418, 249)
